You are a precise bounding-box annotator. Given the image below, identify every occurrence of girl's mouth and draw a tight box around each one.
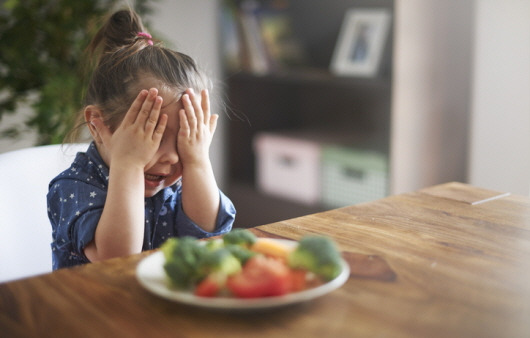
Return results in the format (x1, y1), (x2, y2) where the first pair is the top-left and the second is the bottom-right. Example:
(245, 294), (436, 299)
(145, 173), (165, 182)
(144, 171), (179, 195)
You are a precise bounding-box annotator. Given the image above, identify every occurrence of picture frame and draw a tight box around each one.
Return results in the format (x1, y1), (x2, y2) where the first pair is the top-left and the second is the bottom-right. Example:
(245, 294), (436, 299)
(331, 9), (391, 77)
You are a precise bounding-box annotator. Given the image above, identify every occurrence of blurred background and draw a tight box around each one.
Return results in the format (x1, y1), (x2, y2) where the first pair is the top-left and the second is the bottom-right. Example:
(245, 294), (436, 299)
(1, 0), (529, 228)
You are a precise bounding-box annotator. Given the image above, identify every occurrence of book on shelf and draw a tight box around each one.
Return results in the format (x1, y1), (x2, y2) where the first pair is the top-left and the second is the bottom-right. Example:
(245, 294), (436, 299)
(239, 0), (271, 74)
(221, 0), (307, 75)
(220, 3), (242, 73)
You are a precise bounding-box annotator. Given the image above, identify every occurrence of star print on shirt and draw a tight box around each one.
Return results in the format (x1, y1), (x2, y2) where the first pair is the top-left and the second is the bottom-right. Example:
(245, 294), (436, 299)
(89, 191), (97, 198)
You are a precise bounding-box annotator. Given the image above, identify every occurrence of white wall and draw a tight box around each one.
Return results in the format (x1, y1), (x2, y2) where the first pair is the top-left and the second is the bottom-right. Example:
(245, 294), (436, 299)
(391, 0), (530, 196)
(391, 0), (474, 194)
(468, 0), (530, 195)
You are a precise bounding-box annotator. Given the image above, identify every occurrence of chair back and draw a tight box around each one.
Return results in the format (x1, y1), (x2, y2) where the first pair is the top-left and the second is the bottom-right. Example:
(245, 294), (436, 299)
(0, 143), (89, 282)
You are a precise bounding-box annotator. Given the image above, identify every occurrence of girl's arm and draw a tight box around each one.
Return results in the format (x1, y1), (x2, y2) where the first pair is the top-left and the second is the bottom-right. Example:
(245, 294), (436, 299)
(84, 89), (167, 261)
(178, 88), (220, 232)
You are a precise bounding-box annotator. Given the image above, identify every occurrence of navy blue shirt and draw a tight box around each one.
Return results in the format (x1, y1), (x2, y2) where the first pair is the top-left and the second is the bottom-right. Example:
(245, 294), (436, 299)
(47, 143), (235, 270)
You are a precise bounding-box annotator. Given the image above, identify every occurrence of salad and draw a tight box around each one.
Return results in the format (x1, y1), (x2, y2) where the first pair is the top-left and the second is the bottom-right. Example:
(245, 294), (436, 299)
(160, 229), (344, 298)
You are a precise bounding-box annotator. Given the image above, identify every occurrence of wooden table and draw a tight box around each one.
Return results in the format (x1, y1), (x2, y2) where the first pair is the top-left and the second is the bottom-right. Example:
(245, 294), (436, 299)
(2, 182), (530, 337)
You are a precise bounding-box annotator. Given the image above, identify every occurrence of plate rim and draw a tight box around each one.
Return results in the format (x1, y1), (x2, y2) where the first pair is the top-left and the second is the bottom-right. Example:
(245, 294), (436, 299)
(135, 238), (350, 310)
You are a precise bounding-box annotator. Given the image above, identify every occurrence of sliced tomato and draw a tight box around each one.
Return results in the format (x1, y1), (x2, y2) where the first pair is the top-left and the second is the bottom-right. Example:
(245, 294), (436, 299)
(227, 255), (291, 298)
(194, 274), (223, 297)
(288, 269), (308, 292)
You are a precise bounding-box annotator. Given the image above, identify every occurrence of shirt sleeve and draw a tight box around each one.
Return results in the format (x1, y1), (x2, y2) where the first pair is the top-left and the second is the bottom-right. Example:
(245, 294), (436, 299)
(48, 179), (106, 259)
(175, 190), (236, 238)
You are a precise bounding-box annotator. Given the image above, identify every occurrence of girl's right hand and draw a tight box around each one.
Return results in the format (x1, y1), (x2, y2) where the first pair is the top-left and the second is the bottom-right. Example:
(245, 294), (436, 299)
(84, 88), (167, 261)
(91, 88), (168, 169)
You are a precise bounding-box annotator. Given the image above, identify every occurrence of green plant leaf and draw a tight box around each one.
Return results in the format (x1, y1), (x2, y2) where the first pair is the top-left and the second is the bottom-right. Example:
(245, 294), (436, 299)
(0, 0), (156, 145)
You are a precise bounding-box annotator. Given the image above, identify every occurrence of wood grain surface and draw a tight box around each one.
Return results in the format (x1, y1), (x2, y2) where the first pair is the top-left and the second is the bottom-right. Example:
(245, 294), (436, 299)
(1, 182), (530, 337)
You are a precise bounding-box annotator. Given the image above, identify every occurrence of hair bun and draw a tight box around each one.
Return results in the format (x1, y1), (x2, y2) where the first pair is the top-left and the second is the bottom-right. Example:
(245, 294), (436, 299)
(107, 10), (145, 48)
(88, 9), (146, 57)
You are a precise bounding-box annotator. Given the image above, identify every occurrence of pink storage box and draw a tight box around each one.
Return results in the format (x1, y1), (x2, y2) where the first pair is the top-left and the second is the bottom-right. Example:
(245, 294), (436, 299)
(253, 133), (321, 205)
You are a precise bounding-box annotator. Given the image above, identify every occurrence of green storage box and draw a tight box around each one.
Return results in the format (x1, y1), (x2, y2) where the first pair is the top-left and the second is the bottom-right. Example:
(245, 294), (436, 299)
(321, 146), (388, 207)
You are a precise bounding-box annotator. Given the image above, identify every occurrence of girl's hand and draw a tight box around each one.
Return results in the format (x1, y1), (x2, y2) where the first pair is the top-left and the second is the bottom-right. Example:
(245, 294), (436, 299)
(178, 88), (220, 231)
(92, 88), (168, 169)
(177, 88), (218, 167)
(84, 88), (167, 262)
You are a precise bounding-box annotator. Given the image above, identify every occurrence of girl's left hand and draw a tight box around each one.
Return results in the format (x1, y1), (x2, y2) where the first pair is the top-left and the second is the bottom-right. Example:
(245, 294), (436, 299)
(177, 88), (218, 166)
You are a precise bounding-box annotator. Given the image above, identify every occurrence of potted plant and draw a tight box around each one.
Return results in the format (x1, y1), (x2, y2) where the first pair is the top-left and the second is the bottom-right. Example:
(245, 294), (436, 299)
(0, 0), (154, 145)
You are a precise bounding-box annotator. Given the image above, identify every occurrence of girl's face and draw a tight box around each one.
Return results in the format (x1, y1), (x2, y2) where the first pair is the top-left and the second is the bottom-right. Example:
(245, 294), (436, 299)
(142, 89), (183, 197)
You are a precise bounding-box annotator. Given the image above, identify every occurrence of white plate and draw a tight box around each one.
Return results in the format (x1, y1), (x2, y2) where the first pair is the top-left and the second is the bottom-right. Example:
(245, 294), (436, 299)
(136, 239), (350, 310)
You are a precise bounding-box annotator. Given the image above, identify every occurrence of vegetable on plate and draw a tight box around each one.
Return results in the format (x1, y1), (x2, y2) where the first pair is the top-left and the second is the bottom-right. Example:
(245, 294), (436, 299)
(160, 229), (343, 298)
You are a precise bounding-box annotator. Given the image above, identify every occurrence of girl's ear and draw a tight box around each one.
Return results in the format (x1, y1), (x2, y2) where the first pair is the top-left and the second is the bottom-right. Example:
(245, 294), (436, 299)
(84, 105), (103, 144)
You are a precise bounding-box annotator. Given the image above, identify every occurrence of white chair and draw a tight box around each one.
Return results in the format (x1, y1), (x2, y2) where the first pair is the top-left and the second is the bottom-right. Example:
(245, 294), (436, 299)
(0, 143), (90, 282)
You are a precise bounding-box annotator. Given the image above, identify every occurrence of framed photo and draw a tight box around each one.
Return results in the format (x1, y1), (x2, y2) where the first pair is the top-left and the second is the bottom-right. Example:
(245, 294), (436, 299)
(331, 9), (391, 77)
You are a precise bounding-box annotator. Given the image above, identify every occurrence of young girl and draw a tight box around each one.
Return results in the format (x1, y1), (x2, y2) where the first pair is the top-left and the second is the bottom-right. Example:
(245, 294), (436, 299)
(47, 9), (235, 269)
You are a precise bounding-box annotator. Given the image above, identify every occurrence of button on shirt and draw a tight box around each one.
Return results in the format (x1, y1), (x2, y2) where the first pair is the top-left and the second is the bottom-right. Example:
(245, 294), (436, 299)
(47, 143), (235, 270)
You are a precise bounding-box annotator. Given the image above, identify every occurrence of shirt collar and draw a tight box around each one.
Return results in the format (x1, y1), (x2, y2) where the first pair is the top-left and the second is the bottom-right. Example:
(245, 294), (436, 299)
(86, 142), (110, 183)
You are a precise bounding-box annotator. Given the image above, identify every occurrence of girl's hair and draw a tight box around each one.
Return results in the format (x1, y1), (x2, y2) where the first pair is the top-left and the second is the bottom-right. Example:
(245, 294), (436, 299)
(69, 9), (211, 140)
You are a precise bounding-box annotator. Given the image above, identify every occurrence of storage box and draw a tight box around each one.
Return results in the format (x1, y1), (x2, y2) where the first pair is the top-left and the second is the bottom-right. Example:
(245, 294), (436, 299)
(322, 146), (388, 208)
(254, 133), (321, 205)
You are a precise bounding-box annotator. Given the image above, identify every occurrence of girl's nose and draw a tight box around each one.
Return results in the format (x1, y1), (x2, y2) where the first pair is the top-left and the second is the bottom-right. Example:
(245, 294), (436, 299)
(157, 141), (179, 165)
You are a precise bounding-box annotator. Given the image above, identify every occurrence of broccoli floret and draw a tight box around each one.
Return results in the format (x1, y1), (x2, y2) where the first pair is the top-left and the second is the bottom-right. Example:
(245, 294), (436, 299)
(222, 228), (257, 248)
(161, 237), (208, 289)
(197, 248), (242, 277)
(204, 238), (224, 251)
(287, 236), (343, 281)
(225, 244), (257, 264)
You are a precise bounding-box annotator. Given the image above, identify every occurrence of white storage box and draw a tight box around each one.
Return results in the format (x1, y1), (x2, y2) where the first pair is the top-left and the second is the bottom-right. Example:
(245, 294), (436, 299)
(254, 133), (321, 205)
(322, 146), (388, 208)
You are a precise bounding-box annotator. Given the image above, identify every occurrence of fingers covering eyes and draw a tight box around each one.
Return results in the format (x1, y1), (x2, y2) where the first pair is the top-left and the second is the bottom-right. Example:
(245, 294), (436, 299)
(144, 96), (163, 132)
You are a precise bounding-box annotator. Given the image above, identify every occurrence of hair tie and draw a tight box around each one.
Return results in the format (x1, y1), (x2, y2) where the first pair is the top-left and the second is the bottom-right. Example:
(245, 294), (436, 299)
(137, 32), (153, 46)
